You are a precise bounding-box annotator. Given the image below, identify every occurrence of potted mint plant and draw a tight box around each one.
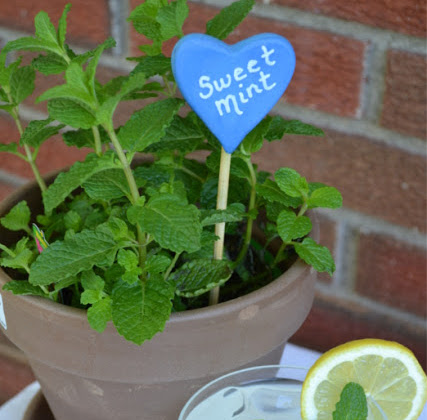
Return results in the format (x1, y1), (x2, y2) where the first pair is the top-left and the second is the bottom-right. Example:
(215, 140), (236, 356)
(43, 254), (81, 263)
(0, 1), (342, 419)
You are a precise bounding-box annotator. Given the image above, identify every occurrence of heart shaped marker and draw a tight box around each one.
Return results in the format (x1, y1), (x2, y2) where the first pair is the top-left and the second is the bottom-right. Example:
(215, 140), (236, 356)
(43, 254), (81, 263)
(172, 33), (295, 154)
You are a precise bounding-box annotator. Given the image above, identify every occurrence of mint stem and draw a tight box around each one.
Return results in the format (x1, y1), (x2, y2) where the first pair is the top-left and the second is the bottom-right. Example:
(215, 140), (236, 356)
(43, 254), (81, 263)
(232, 157), (257, 269)
(11, 105), (47, 192)
(105, 126), (147, 271)
(91, 126), (103, 156)
(209, 147), (231, 306)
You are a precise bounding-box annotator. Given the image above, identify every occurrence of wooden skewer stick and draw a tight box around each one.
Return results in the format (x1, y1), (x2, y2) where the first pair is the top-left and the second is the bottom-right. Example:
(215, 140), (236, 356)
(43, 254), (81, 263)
(209, 147), (232, 306)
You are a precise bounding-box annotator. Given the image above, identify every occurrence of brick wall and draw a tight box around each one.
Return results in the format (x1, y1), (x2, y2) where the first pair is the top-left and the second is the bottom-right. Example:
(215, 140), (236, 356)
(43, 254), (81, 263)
(0, 0), (426, 403)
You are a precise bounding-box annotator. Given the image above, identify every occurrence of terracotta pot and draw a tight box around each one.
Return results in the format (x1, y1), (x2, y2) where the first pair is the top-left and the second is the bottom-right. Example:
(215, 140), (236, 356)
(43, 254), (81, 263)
(0, 176), (317, 420)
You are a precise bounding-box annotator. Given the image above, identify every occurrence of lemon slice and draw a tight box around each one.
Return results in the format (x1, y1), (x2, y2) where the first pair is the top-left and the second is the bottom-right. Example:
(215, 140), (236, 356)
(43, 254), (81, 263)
(301, 339), (427, 420)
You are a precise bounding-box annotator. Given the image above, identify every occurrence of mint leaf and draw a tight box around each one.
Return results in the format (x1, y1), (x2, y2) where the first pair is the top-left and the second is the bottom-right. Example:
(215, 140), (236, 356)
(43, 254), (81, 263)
(137, 194), (202, 253)
(32, 54), (68, 75)
(157, 0), (188, 40)
(37, 62), (95, 108)
(146, 115), (204, 154)
(241, 116), (272, 154)
(275, 168), (309, 198)
(130, 54), (171, 78)
(2, 280), (47, 298)
(308, 186), (343, 209)
(172, 259), (232, 297)
(118, 98), (184, 153)
(201, 203), (246, 226)
(57, 4), (71, 48)
(265, 116), (324, 140)
(112, 275), (174, 345)
(294, 238), (335, 275)
(0, 201), (30, 232)
(2, 37), (62, 56)
(47, 98), (97, 129)
(34, 11), (58, 46)
(87, 296), (112, 333)
(29, 229), (117, 286)
(96, 72), (146, 128)
(129, 1), (163, 40)
(206, 0), (255, 40)
(62, 127), (108, 149)
(333, 382), (368, 420)
(117, 249), (139, 271)
(83, 169), (131, 201)
(20, 118), (64, 148)
(10, 66), (35, 104)
(145, 254), (171, 274)
(43, 152), (118, 213)
(277, 209), (312, 242)
(0, 238), (34, 272)
(0, 143), (18, 154)
(81, 270), (104, 292)
(256, 179), (302, 208)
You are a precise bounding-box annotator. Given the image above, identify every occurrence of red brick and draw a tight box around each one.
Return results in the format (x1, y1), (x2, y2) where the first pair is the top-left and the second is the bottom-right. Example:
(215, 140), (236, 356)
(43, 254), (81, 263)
(356, 233), (427, 317)
(266, 0), (426, 38)
(0, 0), (111, 47)
(252, 129), (427, 232)
(0, 351), (34, 404)
(130, 2), (366, 118)
(381, 50), (427, 140)
(291, 292), (427, 370)
(0, 114), (90, 179)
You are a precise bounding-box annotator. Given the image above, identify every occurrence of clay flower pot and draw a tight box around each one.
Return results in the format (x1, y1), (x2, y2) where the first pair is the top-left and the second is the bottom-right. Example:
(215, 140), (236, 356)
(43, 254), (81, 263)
(0, 177), (316, 420)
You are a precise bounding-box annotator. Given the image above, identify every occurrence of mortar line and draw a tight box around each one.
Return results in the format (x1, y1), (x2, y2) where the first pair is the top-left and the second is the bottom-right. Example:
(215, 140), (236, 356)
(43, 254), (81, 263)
(0, 169), (28, 186)
(108, 0), (129, 57)
(315, 282), (427, 330)
(192, 0), (426, 54)
(317, 208), (427, 249)
(273, 103), (427, 156)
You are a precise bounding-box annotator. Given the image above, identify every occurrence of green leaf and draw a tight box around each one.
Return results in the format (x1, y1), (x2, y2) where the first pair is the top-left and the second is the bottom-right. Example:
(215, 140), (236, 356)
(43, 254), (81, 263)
(137, 194), (202, 253)
(20, 118), (64, 148)
(57, 4), (72, 49)
(83, 169), (131, 201)
(107, 217), (129, 241)
(157, 0), (188, 40)
(241, 116), (272, 154)
(62, 126), (109, 149)
(0, 143), (18, 154)
(35, 11), (58, 46)
(64, 210), (82, 231)
(117, 249), (139, 271)
(37, 62), (95, 108)
(29, 229), (118, 286)
(2, 37), (62, 56)
(81, 270), (104, 292)
(10, 66), (35, 104)
(129, 1), (163, 40)
(32, 54), (68, 75)
(333, 382), (368, 420)
(275, 168), (309, 198)
(2, 280), (47, 298)
(206, 0), (255, 40)
(81, 289), (103, 305)
(277, 209), (312, 242)
(265, 116), (324, 141)
(145, 254), (171, 274)
(308, 186), (343, 209)
(43, 152), (118, 213)
(96, 72), (147, 127)
(294, 238), (335, 275)
(112, 275), (174, 345)
(47, 98), (97, 129)
(172, 259), (232, 297)
(0, 201), (30, 232)
(118, 98), (184, 153)
(130, 54), (171, 78)
(138, 42), (163, 57)
(201, 203), (246, 226)
(146, 115), (204, 154)
(0, 238), (34, 272)
(256, 179), (302, 208)
(87, 296), (112, 333)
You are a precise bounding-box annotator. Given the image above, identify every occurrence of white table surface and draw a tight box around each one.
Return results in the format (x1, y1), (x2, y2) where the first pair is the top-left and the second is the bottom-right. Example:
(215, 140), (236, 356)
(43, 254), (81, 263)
(0, 343), (425, 419)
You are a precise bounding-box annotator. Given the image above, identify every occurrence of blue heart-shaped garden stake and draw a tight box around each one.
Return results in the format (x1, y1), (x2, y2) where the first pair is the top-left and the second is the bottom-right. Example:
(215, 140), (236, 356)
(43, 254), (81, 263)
(172, 33), (296, 154)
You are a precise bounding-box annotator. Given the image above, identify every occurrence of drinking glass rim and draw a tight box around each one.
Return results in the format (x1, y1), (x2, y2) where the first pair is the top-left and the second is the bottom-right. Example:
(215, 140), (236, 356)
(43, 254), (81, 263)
(179, 364), (308, 419)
